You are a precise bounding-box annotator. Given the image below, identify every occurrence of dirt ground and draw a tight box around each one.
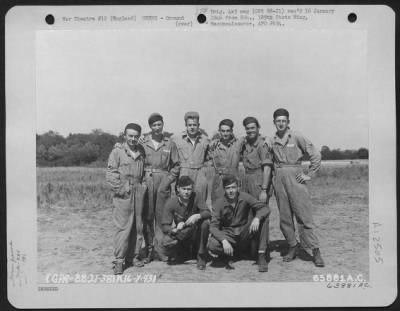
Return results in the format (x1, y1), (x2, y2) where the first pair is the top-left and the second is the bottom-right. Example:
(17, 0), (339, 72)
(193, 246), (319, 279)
(37, 164), (369, 283)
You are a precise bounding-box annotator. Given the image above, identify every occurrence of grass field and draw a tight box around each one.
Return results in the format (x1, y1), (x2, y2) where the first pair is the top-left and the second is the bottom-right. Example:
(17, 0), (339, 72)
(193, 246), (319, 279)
(37, 162), (369, 283)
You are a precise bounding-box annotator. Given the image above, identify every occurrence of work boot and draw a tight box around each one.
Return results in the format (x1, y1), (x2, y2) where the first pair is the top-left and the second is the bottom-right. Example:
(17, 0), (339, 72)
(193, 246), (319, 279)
(258, 253), (269, 273)
(298, 246), (314, 262)
(283, 244), (298, 262)
(113, 261), (123, 275)
(143, 247), (153, 264)
(196, 254), (206, 270)
(124, 258), (133, 268)
(167, 249), (184, 265)
(225, 256), (235, 270)
(312, 248), (325, 267)
(133, 255), (144, 268)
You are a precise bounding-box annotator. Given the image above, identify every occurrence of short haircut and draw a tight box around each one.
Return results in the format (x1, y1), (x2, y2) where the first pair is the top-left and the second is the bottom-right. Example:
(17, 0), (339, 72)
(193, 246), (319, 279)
(273, 108), (290, 120)
(177, 176), (194, 188)
(242, 116), (260, 128)
(222, 175), (238, 188)
(219, 119), (234, 129)
(124, 123), (142, 135)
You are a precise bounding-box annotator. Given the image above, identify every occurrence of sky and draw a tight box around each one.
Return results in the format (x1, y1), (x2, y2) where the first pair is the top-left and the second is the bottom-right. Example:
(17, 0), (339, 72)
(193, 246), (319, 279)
(36, 28), (368, 150)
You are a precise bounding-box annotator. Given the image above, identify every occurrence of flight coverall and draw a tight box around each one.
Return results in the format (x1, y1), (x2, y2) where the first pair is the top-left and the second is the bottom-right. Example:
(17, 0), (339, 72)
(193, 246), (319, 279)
(270, 129), (321, 249)
(172, 131), (210, 203)
(240, 135), (273, 200)
(208, 137), (242, 203)
(208, 191), (270, 257)
(106, 143), (147, 264)
(141, 133), (180, 259)
(161, 193), (211, 258)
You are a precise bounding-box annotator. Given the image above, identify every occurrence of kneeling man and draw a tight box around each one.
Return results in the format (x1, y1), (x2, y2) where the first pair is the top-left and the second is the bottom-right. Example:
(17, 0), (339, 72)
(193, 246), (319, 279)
(161, 176), (211, 270)
(208, 175), (271, 272)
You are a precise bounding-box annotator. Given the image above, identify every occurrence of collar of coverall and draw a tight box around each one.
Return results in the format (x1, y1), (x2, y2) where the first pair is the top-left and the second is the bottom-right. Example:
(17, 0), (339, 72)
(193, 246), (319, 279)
(143, 132), (169, 148)
(177, 194), (192, 206)
(218, 135), (237, 148)
(143, 132), (170, 142)
(124, 143), (144, 159)
(244, 134), (263, 147)
(273, 128), (292, 145)
(182, 130), (203, 140)
(222, 191), (244, 207)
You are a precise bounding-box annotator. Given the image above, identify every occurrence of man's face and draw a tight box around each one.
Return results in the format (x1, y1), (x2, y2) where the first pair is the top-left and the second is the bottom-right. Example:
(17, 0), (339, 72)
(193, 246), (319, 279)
(150, 120), (164, 136)
(124, 129), (140, 147)
(219, 125), (233, 141)
(245, 122), (259, 140)
(177, 184), (193, 200)
(224, 182), (238, 200)
(274, 116), (290, 132)
(186, 118), (200, 136)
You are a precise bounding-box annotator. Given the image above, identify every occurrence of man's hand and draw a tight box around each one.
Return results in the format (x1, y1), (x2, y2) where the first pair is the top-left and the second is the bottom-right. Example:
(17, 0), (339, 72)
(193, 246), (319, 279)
(258, 190), (268, 203)
(296, 173), (311, 184)
(185, 214), (201, 226)
(118, 182), (130, 196)
(176, 222), (185, 231)
(250, 217), (260, 234)
(138, 135), (145, 144)
(222, 239), (234, 256)
(159, 175), (174, 193)
(113, 142), (123, 149)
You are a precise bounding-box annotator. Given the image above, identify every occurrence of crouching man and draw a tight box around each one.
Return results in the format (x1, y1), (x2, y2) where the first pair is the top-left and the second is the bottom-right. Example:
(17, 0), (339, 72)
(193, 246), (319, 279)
(208, 175), (271, 272)
(161, 176), (211, 270)
(106, 123), (147, 275)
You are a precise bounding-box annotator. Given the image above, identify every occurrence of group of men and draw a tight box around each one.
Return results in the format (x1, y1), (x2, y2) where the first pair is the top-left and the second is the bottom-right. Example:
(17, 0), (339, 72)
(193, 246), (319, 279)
(106, 108), (325, 275)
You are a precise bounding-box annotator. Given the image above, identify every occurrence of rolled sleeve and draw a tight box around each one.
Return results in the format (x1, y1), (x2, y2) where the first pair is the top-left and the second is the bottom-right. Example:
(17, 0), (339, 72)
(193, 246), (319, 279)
(247, 194), (270, 221)
(297, 134), (321, 178)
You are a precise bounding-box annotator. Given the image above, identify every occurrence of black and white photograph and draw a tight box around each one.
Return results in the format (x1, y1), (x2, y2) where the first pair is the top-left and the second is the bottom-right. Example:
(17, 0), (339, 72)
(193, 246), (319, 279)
(6, 5), (396, 308)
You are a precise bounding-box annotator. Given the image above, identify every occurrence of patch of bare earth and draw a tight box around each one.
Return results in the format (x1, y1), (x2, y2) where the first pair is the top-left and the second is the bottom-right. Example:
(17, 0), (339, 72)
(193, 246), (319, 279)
(37, 165), (368, 283)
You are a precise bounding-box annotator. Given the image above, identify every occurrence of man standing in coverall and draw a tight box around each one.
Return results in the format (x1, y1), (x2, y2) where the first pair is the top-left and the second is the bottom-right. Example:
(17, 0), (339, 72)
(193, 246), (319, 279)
(141, 113), (180, 263)
(172, 112), (210, 204)
(208, 119), (242, 203)
(270, 108), (324, 267)
(240, 117), (273, 203)
(161, 176), (211, 270)
(106, 123), (147, 274)
(208, 175), (270, 272)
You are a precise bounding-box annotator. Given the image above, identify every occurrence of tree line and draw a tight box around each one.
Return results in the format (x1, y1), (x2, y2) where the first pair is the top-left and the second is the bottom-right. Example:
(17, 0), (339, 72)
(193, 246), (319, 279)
(36, 130), (368, 167)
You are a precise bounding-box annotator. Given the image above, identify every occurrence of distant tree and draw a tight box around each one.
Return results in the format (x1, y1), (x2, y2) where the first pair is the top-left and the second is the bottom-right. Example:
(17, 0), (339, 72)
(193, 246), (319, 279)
(92, 132), (119, 161)
(320, 145), (331, 160)
(357, 148), (369, 159)
(37, 131), (66, 149)
(47, 144), (66, 161)
(342, 149), (358, 160)
(328, 149), (343, 160)
(36, 144), (48, 166)
(91, 128), (104, 136)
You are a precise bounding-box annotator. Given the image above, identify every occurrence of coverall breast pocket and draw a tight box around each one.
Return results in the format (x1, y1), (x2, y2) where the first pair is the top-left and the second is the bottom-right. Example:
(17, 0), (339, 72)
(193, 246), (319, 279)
(285, 144), (300, 163)
(161, 149), (170, 165)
